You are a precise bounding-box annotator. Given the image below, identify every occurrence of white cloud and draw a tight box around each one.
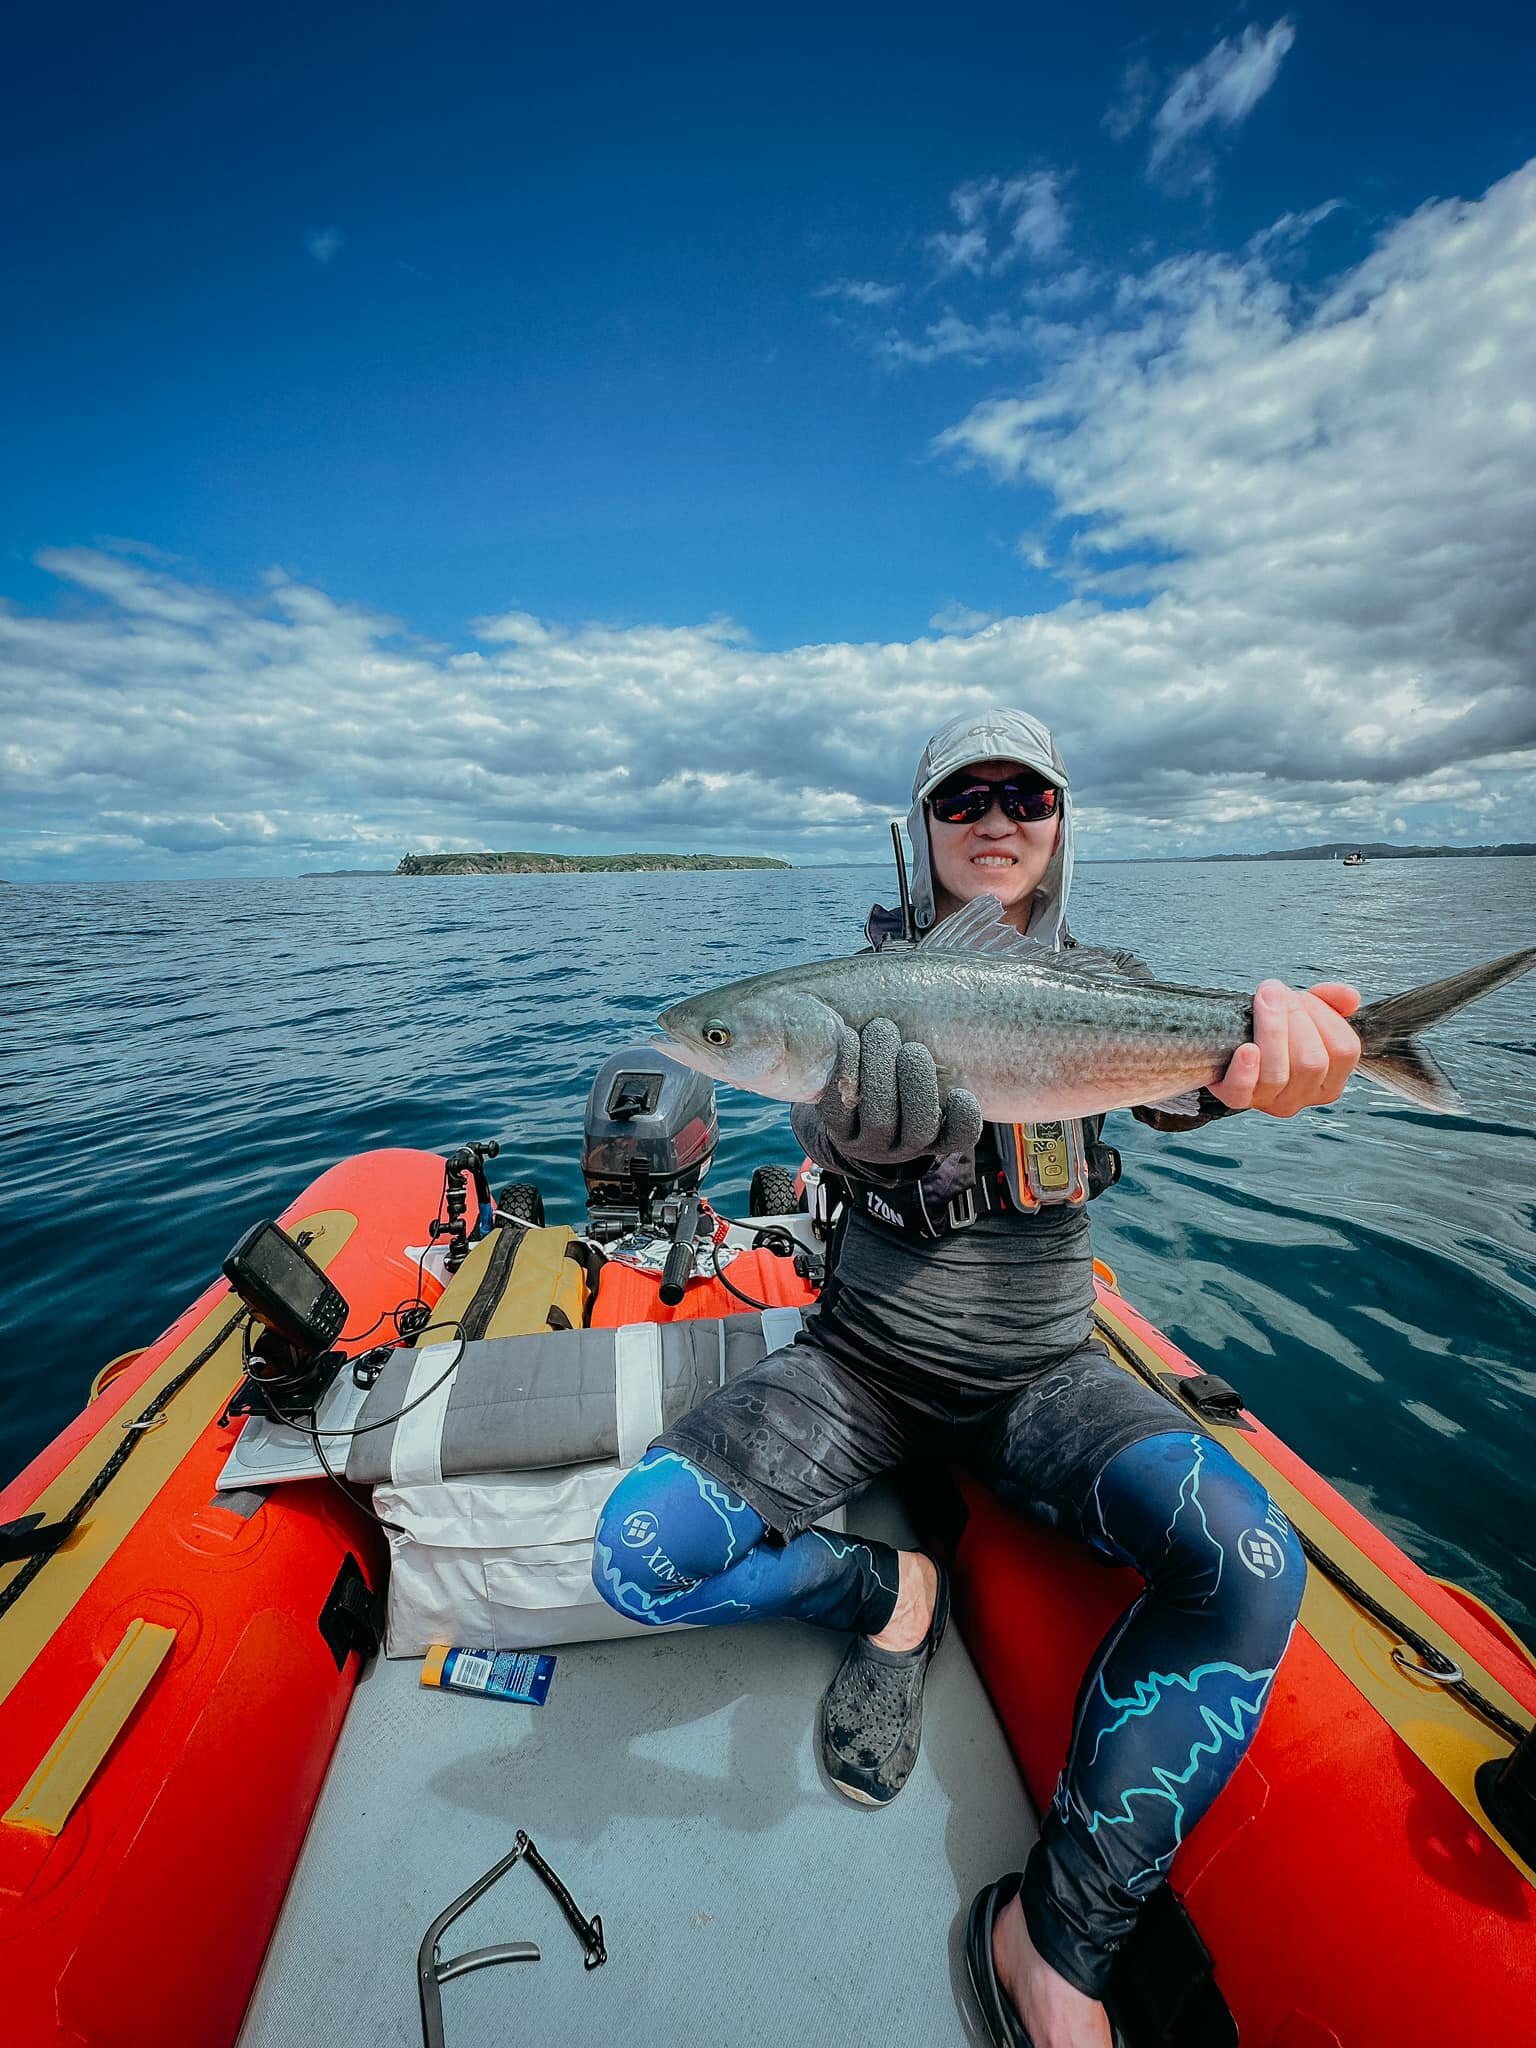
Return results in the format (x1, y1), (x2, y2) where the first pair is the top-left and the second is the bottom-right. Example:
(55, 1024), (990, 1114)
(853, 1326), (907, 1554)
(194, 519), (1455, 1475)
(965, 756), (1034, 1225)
(927, 223), (990, 277)
(929, 603), (1001, 634)
(815, 278), (903, 307)
(305, 227), (343, 265)
(471, 610), (561, 646)
(6, 166), (1536, 875)
(1245, 199), (1344, 259)
(1000, 171), (1071, 260)
(1147, 21), (1296, 182)
(935, 160), (1536, 805)
(1104, 56), (1158, 143)
(929, 170), (1070, 276)
(879, 313), (1039, 367)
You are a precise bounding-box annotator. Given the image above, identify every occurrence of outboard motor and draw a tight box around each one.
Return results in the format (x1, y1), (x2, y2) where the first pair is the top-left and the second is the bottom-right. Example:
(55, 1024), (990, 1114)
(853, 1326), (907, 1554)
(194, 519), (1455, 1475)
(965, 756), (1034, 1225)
(581, 1046), (718, 1243)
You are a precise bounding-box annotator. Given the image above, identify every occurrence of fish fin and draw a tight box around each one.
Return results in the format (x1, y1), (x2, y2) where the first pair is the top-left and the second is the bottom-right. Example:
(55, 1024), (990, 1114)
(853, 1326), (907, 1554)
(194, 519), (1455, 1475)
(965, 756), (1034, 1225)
(919, 896), (1137, 977)
(1055, 943), (1149, 978)
(918, 895), (1036, 954)
(1140, 1089), (1204, 1117)
(1353, 946), (1535, 1115)
(1357, 1048), (1464, 1115)
(1355, 947), (1536, 1044)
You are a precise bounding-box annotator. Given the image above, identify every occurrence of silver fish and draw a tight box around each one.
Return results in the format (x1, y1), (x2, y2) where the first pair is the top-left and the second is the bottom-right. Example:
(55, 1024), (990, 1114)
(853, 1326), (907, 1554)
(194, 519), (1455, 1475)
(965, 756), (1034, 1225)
(656, 894), (1536, 1120)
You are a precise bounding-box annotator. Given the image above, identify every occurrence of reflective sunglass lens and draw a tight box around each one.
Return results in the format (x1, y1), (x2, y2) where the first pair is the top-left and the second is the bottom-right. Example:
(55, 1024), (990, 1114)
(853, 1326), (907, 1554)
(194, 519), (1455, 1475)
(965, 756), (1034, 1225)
(1003, 786), (1058, 821)
(928, 786), (990, 823)
(929, 780), (1057, 824)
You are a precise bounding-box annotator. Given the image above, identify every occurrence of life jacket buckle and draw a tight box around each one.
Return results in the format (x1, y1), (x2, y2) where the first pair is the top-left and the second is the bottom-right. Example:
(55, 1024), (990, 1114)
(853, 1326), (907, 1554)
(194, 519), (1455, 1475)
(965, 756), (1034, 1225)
(946, 1186), (977, 1230)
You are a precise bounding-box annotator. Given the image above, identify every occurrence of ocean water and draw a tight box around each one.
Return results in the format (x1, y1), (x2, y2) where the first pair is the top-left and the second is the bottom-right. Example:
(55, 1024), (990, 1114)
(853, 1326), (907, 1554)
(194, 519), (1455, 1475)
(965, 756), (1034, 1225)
(4, 858), (1534, 1641)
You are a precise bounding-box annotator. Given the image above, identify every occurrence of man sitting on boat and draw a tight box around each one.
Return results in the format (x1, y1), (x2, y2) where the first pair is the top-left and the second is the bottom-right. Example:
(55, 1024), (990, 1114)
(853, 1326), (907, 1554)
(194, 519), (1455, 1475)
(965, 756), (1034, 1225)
(592, 708), (1362, 2048)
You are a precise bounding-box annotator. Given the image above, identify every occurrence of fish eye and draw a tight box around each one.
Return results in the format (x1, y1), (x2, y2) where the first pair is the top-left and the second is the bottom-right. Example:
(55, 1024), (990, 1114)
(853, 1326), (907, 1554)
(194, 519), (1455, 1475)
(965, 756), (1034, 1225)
(702, 1021), (732, 1047)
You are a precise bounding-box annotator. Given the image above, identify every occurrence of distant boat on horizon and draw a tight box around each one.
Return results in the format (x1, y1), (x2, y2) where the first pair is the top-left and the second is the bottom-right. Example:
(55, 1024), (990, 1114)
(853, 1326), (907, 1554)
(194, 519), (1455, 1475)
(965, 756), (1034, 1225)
(1342, 849), (1367, 867)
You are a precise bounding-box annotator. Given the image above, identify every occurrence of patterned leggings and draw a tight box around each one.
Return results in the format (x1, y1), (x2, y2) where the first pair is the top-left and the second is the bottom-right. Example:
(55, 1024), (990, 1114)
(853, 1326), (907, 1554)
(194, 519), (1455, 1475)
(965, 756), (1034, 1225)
(593, 1430), (1304, 1997)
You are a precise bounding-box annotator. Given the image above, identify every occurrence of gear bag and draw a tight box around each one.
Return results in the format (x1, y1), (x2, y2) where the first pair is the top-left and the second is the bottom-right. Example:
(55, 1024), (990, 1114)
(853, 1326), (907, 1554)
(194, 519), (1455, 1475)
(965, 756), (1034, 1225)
(346, 1311), (846, 1654)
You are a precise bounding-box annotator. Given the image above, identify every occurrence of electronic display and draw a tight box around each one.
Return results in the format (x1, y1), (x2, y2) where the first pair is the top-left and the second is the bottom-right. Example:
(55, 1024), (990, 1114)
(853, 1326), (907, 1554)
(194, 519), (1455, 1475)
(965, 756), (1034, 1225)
(222, 1220), (349, 1355)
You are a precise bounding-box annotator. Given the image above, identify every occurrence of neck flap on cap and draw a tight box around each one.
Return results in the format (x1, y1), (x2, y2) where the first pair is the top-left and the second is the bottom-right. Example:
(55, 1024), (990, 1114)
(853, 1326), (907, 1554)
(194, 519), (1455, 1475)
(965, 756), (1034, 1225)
(904, 707), (1073, 946)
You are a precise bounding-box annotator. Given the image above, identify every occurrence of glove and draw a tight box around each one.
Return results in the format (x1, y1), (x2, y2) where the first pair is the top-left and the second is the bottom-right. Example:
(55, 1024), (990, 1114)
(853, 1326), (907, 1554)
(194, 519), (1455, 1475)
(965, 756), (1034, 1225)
(790, 1017), (983, 1178)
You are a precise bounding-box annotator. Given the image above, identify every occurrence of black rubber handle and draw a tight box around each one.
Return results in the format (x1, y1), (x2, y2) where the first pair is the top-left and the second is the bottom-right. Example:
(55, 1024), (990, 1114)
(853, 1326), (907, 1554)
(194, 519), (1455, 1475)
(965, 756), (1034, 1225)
(658, 1240), (693, 1306)
(658, 1195), (701, 1306)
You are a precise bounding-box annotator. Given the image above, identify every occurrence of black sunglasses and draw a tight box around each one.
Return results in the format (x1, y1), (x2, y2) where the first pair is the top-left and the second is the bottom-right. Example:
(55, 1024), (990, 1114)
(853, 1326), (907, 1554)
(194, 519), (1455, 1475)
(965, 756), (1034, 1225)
(926, 775), (1060, 826)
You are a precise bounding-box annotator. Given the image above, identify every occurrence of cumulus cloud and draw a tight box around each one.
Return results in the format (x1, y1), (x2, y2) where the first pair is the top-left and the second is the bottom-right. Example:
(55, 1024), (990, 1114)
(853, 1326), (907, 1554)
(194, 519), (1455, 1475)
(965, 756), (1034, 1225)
(929, 170), (1070, 275)
(6, 166), (1536, 875)
(929, 603), (1001, 634)
(936, 160), (1536, 800)
(470, 609), (562, 647)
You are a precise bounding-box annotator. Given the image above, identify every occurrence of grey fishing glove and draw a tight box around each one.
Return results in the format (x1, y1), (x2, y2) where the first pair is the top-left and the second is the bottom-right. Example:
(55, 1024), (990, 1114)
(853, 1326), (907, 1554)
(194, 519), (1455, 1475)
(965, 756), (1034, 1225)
(790, 1017), (984, 1181)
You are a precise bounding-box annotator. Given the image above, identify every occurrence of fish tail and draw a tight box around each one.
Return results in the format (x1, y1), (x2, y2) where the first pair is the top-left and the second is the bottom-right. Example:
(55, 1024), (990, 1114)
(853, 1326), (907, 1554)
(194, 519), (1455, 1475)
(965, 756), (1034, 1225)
(1353, 946), (1536, 1113)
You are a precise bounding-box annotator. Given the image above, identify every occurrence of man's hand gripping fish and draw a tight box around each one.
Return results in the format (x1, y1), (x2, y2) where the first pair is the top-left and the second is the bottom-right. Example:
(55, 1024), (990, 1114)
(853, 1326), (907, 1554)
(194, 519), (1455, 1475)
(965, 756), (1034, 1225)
(656, 894), (1536, 1121)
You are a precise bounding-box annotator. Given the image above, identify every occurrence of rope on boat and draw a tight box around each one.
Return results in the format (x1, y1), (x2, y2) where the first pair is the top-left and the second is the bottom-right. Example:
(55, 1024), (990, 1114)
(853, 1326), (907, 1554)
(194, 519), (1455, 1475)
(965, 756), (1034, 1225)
(6, 1242), (1526, 1752)
(0, 1304), (250, 1624)
(1288, 1527), (1527, 1747)
(1103, 1318), (1530, 1749)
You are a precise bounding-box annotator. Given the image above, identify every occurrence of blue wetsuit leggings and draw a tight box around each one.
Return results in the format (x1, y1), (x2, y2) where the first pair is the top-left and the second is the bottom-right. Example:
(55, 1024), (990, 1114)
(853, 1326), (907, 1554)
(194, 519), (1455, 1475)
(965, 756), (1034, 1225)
(594, 1430), (1303, 1998)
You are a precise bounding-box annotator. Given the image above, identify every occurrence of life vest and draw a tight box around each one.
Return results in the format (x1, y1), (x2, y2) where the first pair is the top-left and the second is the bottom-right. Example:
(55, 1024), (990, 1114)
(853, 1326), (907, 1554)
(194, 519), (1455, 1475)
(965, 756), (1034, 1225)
(839, 1120), (1122, 1243)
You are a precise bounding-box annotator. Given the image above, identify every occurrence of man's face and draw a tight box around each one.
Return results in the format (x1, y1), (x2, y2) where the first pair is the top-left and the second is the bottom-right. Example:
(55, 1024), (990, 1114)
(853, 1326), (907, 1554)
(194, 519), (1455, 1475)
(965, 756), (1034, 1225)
(927, 757), (1062, 923)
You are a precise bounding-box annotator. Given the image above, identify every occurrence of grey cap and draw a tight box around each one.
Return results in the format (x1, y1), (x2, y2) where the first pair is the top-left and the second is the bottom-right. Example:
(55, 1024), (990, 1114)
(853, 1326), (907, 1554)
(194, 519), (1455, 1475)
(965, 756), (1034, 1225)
(904, 707), (1073, 943)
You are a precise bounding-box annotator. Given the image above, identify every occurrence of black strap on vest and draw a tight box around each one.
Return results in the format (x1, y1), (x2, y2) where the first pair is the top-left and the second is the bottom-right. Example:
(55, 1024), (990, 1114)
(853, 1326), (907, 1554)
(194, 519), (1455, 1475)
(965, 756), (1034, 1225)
(848, 1123), (1121, 1245)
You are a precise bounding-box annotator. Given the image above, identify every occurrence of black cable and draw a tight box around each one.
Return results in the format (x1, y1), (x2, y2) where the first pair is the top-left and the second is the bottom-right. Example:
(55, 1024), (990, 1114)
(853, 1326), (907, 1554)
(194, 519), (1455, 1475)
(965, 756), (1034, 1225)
(390, 1168), (454, 1339)
(299, 1407), (407, 1532)
(257, 1318), (469, 1532)
(338, 1304), (394, 1345)
(706, 1235), (777, 1313)
(259, 1321), (469, 1442)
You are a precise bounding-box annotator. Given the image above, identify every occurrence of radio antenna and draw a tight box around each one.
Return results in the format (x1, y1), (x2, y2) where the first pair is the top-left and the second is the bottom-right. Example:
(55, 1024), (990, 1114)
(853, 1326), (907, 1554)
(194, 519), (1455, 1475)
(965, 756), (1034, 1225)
(890, 821), (916, 943)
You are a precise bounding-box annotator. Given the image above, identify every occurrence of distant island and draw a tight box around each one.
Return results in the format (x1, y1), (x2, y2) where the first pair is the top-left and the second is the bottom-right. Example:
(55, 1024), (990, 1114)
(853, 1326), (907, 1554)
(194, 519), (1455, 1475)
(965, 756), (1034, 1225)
(1197, 841), (1536, 863)
(394, 851), (790, 876)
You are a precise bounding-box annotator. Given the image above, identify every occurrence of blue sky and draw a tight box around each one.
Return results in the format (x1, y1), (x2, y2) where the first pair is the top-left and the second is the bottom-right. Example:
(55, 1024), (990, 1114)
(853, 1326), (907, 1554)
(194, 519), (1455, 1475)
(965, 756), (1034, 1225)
(4, 3), (1535, 875)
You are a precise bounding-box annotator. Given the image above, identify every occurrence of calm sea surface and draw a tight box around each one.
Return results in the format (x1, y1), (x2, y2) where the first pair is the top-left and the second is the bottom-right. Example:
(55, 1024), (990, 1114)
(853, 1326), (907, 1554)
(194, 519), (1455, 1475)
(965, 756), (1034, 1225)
(4, 859), (1534, 1639)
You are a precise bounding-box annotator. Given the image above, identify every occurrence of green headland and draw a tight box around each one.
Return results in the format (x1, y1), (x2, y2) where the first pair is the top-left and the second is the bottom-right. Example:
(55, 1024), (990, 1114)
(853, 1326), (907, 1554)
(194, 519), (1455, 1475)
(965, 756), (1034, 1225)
(393, 851), (790, 876)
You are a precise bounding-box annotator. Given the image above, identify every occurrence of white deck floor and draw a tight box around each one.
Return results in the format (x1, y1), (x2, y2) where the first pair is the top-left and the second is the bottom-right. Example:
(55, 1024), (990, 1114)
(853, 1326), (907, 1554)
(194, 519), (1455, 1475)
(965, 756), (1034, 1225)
(240, 1490), (1037, 2048)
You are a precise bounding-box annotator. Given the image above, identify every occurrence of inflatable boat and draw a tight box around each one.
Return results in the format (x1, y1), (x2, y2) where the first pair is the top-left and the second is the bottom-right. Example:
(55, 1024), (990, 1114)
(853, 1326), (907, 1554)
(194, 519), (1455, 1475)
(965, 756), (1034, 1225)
(2, 1051), (1533, 2048)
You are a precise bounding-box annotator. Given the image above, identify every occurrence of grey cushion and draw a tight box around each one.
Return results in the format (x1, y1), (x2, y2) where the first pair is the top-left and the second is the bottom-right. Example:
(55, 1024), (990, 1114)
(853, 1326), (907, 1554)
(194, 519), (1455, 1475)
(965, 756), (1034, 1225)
(344, 1311), (804, 1487)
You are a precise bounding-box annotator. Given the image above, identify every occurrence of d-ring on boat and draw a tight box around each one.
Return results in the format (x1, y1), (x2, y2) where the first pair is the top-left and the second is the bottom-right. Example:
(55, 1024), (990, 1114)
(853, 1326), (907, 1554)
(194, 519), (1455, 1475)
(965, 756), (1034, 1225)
(1, 1048), (1533, 2047)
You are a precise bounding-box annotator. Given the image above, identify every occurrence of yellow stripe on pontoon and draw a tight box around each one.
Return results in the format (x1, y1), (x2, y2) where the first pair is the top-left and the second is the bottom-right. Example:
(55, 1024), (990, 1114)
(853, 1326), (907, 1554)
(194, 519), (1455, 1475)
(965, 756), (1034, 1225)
(1093, 1294), (1536, 1886)
(426, 1222), (586, 1340)
(4, 1618), (176, 1835)
(0, 1210), (356, 1714)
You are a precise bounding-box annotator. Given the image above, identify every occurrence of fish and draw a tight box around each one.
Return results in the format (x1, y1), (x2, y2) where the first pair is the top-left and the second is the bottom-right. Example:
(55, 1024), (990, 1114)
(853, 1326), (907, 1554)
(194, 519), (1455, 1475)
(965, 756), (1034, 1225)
(655, 893), (1536, 1120)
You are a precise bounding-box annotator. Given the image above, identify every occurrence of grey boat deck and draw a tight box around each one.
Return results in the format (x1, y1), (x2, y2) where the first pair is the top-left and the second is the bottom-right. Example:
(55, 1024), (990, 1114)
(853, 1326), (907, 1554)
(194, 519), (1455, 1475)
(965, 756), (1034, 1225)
(240, 1490), (1038, 2047)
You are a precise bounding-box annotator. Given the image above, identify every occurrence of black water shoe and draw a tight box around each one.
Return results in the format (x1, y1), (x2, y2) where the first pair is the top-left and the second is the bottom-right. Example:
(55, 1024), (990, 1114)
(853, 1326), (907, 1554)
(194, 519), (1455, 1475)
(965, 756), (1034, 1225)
(966, 1871), (1127, 2048)
(966, 1872), (1033, 2047)
(817, 1557), (950, 1805)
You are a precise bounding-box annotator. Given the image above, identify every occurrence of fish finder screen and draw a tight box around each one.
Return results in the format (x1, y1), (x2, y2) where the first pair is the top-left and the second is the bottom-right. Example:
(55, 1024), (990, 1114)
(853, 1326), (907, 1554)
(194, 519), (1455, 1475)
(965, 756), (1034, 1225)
(222, 1220), (349, 1351)
(246, 1227), (326, 1315)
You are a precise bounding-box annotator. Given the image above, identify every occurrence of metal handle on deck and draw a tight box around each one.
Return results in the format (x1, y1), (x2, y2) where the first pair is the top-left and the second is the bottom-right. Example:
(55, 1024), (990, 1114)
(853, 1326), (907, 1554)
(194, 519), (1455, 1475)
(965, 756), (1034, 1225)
(418, 1831), (606, 2048)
